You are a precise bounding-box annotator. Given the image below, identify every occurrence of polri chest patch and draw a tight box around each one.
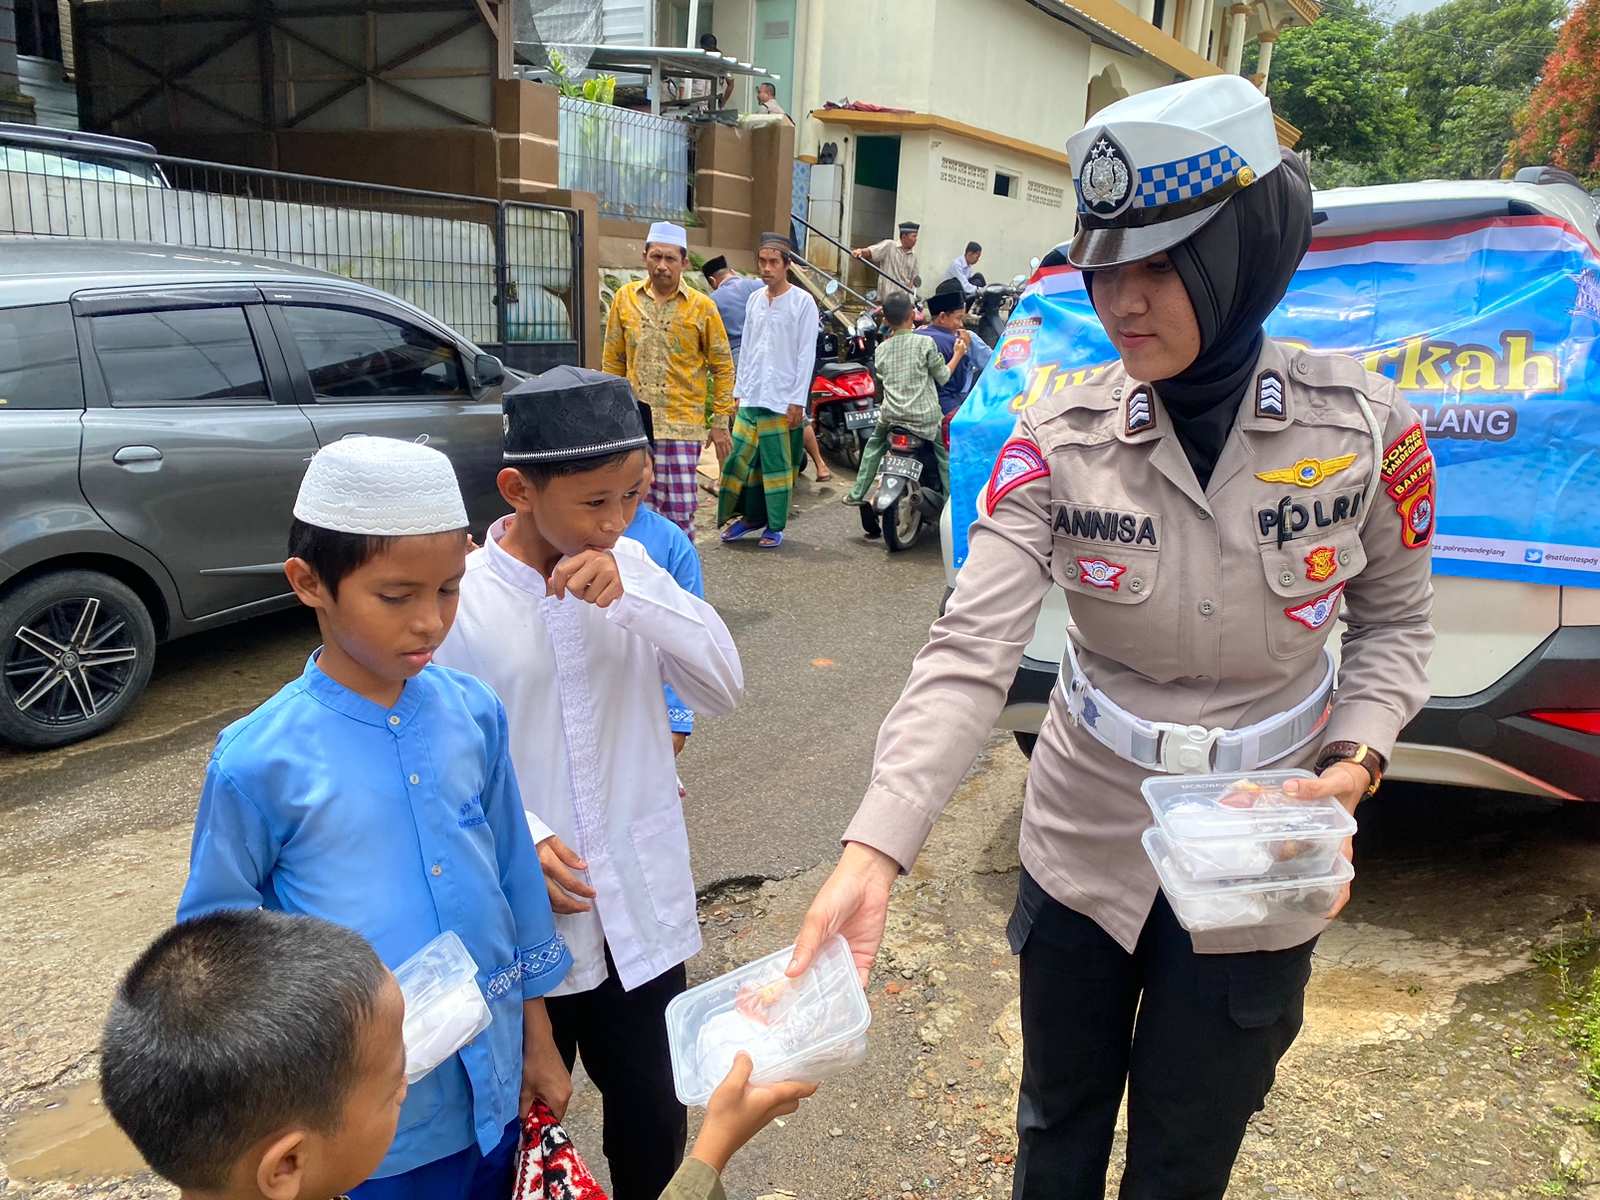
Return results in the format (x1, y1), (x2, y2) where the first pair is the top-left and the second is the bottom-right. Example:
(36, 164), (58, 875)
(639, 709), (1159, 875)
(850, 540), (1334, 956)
(985, 439), (1050, 515)
(1256, 487), (1365, 547)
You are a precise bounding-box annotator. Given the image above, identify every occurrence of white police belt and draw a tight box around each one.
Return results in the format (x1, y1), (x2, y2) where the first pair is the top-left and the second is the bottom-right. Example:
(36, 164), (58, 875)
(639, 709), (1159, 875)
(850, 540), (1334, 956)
(1062, 638), (1335, 775)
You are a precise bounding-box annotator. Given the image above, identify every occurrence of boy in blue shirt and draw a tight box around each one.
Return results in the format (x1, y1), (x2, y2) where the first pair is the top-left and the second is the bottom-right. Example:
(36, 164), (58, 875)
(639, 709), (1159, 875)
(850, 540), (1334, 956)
(626, 403), (705, 753)
(177, 436), (572, 1200)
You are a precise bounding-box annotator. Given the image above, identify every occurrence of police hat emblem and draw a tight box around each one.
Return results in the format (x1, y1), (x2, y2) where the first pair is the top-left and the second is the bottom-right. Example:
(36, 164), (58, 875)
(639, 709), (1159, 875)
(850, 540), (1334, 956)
(1081, 133), (1134, 218)
(1065, 76), (1284, 271)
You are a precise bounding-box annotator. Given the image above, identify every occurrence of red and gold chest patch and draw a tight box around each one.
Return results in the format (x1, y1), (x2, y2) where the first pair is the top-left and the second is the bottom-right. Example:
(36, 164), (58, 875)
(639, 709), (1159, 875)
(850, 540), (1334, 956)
(1304, 546), (1338, 582)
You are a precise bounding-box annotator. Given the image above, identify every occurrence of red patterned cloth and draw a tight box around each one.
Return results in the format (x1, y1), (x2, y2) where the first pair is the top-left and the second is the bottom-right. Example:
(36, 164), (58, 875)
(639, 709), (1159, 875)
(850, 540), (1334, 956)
(648, 438), (705, 538)
(514, 1102), (608, 1200)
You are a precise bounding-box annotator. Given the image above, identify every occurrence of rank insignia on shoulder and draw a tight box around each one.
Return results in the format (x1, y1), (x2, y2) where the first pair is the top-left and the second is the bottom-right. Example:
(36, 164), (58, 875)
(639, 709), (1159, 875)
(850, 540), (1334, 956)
(1076, 558), (1127, 590)
(1285, 583), (1345, 630)
(1256, 371), (1286, 419)
(1255, 453), (1358, 488)
(1380, 422), (1429, 480)
(1125, 386), (1155, 435)
(1304, 546), (1338, 582)
(985, 439), (1049, 514)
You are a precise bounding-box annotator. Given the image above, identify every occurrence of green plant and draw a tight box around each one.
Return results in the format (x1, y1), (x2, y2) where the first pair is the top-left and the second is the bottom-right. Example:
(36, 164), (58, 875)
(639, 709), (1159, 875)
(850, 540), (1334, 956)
(547, 50), (617, 104)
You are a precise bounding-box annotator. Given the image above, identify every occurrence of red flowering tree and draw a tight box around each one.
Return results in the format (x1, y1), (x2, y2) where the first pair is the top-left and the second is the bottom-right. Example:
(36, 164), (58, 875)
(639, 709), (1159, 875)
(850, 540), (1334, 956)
(1511, 0), (1600, 184)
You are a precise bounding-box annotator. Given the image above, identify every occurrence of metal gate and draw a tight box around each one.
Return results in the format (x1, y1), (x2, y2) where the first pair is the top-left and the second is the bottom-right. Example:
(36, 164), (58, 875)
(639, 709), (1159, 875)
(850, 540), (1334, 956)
(0, 144), (584, 372)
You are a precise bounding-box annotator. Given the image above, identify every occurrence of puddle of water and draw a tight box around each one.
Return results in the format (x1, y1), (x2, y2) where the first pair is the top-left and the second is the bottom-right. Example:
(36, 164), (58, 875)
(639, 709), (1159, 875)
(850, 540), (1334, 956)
(0, 1079), (149, 1182)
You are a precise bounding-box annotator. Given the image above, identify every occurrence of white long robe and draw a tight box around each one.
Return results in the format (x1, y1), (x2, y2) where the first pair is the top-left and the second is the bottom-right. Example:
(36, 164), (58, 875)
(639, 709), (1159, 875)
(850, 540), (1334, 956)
(435, 520), (744, 994)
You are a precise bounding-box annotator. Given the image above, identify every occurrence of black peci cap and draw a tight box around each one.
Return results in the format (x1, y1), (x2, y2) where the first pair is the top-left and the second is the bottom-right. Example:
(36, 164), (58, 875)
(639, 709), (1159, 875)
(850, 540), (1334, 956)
(502, 366), (649, 464)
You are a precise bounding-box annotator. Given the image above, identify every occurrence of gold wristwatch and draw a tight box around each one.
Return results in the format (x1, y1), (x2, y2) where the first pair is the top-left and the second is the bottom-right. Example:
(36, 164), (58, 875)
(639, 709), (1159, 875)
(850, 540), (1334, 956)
(1315, 741), (1385, 798)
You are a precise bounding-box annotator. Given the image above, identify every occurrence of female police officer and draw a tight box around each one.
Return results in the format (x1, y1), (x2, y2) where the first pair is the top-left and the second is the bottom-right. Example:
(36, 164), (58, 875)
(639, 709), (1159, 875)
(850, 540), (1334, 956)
(786, 76), (1436, 1198)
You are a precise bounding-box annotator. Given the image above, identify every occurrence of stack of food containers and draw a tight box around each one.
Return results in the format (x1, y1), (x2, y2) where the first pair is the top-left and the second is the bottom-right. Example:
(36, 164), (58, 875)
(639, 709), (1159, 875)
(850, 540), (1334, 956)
(1140, 770), (1357, 933)
(665, 935), (872, 1106)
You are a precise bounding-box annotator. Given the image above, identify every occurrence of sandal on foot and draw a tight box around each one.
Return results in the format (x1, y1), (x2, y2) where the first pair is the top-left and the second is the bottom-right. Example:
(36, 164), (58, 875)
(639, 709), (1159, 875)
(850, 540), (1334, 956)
(720, 518), (760, 542)
(815, 468), (834, 482)
(758, 530), (784, 548)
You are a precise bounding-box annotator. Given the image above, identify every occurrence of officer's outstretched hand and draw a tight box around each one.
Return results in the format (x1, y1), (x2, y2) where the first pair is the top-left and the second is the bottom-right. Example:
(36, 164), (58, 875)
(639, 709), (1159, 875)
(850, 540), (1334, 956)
(1284, 762), (1373, 919)
(788, 841), (900, 986)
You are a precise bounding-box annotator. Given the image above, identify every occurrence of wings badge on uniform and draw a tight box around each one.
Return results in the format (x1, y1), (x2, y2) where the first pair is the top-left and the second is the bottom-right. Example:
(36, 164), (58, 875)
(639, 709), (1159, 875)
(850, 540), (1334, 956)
(1254, 453), (1358, 488)
(985, 439), (1050, 514)
(1285, 583), (1346, 630)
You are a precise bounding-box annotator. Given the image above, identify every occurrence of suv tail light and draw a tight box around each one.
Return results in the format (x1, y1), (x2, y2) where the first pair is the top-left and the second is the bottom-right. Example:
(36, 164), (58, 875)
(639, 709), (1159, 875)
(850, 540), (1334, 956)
(1530, 711), (1600, 734)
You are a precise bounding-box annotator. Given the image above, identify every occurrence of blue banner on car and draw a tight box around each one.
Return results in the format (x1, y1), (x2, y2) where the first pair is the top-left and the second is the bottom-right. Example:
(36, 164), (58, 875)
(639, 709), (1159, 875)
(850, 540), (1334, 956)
(950, 215), (1600, 589)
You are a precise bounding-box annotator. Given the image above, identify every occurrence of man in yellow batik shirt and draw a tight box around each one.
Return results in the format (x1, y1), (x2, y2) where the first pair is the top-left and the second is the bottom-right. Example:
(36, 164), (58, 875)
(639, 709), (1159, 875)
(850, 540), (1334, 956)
(603, 221), (736, 539)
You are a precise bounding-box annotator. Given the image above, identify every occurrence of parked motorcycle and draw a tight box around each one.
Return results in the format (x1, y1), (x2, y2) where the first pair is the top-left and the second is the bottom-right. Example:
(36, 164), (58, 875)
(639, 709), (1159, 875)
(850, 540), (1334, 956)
(968, 273), (1029, 348)
(810, 310), (879, 468)
(859, 424), (945, 552)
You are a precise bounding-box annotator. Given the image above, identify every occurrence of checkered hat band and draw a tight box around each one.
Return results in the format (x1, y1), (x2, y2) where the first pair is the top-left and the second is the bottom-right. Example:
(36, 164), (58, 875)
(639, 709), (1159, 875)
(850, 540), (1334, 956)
(1131, 146), (1245, 209)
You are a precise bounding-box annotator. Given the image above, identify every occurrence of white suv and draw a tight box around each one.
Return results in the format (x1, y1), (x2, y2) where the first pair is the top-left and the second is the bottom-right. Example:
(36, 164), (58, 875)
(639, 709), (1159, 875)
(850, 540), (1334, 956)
(942, 167), (1600, 804)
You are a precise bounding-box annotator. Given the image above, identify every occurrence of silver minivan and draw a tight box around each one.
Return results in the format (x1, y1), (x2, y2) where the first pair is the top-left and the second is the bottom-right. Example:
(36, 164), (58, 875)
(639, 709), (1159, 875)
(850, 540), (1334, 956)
(0, 237), (511, 748)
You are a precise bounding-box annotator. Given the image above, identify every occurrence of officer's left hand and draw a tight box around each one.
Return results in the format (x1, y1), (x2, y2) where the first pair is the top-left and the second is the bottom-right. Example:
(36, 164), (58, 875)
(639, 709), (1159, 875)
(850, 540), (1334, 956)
(1282, 762), (1371, 919)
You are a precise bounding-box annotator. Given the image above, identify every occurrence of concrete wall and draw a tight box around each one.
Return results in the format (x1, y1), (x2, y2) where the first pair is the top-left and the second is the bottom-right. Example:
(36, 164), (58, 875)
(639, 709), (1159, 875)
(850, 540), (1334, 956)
(888, 127), (1078, 293)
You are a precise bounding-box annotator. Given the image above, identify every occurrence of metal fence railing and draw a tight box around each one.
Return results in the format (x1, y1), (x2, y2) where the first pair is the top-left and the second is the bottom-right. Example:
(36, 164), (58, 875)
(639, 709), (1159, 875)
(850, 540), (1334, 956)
(558, 96), (690, 221)
(0, 143), (583, 364)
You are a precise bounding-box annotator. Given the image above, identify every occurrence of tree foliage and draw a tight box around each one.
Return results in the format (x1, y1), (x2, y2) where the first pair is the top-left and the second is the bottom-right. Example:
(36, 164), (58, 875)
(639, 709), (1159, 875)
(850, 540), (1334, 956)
(1265, 0), (1567, 184)
(1266, 0), (1417, 181)
(1511, 0), (1600, 184)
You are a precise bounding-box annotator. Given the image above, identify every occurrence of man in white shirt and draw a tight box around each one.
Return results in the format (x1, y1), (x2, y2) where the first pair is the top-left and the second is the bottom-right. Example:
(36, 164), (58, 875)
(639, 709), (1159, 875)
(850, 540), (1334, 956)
(715, 232), (820, 549)
(434, 366), (744, 1200)
(943, 241), (983, 296)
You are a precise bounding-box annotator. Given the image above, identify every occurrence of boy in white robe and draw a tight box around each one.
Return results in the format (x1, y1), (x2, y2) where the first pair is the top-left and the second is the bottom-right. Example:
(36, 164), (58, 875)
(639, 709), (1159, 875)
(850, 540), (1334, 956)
(433, 366), (743, 1200)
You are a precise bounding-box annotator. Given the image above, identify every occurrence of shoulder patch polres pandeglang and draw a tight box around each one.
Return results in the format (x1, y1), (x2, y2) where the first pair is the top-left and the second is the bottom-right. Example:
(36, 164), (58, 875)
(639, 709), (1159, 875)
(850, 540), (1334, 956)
(985, 440), (1050, 515)
(1125, 386), (1155, 435)
(1256, 370), (1286, 419)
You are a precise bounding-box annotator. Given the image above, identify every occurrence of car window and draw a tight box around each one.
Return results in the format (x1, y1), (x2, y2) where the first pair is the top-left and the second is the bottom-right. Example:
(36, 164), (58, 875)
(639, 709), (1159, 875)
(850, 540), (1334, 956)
(90, 307), (270, 407)
(0, 303), (84, 410)
(282, 305), (467, 400)
(0, 143), (165, 187)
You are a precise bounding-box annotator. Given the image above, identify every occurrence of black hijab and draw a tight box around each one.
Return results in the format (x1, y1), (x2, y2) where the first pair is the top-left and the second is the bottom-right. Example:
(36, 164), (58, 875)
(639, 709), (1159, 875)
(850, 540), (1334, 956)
(1087, 148), (1314, 489)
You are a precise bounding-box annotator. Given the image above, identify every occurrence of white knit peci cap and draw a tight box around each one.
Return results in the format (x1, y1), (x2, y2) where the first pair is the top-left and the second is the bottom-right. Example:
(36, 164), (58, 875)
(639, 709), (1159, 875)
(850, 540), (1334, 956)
(646, 221), (688, 249)
(293, 436), (468, 536)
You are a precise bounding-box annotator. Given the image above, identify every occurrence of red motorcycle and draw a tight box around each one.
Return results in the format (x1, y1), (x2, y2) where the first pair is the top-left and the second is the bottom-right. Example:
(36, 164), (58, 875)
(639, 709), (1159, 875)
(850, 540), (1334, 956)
(810, 312), (880, 469)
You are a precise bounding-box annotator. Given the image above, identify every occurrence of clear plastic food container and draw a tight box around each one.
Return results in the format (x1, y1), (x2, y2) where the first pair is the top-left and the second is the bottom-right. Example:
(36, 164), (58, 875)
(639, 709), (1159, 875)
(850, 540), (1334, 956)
(395, 930), (493, 1084)
(666, 934), (872, 1106)
(1140, 770), (1356, 883)
(1143, 827), (1354, 933)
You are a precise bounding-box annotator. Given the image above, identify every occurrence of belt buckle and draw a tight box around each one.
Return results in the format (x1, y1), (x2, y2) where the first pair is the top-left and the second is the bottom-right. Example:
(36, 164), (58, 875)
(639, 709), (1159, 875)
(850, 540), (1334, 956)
(1159, 724), (1225, 775)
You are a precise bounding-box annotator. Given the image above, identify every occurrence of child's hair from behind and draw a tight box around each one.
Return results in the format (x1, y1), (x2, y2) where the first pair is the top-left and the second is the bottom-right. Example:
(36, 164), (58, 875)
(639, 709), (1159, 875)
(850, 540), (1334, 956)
(882, 292), (914, 328)
(101, 910), (389, 1192)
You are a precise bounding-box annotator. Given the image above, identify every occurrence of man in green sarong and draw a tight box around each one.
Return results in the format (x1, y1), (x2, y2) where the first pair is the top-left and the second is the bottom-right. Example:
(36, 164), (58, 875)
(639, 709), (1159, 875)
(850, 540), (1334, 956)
(717, 233), (819, 548)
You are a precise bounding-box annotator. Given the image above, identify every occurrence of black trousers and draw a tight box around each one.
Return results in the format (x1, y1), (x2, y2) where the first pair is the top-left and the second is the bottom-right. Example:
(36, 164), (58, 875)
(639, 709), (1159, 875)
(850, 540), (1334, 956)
(1008, 869), (1315, 1200)
(544, 947), (687, 1200)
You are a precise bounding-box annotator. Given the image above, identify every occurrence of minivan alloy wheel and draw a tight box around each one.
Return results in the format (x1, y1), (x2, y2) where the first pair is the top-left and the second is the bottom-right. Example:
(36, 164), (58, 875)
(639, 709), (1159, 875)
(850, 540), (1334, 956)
(0, 571), (157, 748)
(6, 597), (139, 722)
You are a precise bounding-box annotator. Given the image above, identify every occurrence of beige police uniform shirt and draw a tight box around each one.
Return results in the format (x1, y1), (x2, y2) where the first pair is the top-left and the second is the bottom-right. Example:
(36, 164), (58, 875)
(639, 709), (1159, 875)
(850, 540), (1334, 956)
(844, 338), (1436, 954)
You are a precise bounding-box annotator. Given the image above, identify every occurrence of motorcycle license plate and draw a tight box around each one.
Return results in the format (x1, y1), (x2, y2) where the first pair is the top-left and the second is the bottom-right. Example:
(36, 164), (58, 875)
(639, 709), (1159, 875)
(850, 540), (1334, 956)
(844, 407), (879, 430)
(881, 454), (923, 480)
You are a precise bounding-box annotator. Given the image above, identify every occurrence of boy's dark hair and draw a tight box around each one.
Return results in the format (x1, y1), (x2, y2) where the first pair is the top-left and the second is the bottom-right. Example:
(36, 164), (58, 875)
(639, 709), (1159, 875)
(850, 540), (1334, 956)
(287, 519), (391, 599)
(882, 292), (914, 326)
(516, 447), (644, 489)
(101, 910), (389, 1191)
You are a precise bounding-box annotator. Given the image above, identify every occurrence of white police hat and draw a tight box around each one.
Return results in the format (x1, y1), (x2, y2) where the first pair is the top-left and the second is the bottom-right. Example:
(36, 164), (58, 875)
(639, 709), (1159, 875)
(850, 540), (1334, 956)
(1066, 75), (1282, 269)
